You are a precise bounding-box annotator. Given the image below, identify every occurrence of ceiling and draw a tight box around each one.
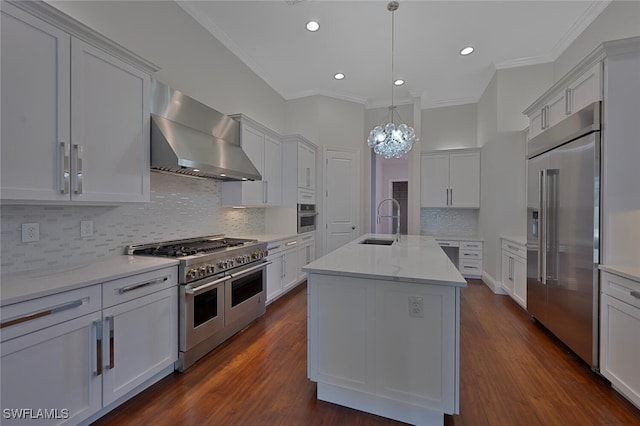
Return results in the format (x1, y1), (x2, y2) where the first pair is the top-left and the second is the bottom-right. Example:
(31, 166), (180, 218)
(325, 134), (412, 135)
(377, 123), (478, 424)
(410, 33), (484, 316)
(176, 0), (609, 110)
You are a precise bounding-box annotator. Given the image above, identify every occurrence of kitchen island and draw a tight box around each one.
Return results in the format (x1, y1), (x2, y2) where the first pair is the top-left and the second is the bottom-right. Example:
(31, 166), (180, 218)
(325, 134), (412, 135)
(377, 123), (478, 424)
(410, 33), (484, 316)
(303, 234), (466, 426)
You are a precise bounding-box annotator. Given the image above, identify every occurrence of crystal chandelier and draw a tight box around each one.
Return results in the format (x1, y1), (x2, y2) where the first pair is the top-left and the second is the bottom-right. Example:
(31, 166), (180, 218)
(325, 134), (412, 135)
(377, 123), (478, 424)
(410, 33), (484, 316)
(367, 1), (418, 159)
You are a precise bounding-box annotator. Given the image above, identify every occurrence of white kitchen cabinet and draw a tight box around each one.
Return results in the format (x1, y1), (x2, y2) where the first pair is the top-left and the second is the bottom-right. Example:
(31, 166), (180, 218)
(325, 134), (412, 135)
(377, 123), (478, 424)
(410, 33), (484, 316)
(298, 232), (316, 281)
(421, 150), (480, 208)
(222, 116), (282, 207)
(0, 285), (103, 425)
(297, 141), (316, 191)
(501, 239), (527, 308)
(100, 267), (177, 406)
(281, 135), (318, 205)
(526, 61), (602, 141)
(265, 236), (299, 303)
(458, 240), (483, 279)
(0, 1), (155, 204)
(600, 269), (640, 409)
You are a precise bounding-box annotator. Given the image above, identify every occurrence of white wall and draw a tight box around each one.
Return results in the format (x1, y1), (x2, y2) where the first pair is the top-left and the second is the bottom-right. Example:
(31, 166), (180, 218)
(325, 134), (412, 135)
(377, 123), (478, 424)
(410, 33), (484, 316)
(421, 103), (478, 151)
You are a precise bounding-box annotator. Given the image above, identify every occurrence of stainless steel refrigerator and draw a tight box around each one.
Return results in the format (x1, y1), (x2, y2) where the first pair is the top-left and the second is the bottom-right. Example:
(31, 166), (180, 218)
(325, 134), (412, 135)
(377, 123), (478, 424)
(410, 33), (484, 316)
(526, 101), (601, 369)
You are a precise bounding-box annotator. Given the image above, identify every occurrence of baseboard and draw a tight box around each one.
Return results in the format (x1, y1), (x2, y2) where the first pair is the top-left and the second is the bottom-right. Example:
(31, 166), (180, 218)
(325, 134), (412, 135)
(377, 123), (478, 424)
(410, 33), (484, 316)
(482, 271), (507, 295)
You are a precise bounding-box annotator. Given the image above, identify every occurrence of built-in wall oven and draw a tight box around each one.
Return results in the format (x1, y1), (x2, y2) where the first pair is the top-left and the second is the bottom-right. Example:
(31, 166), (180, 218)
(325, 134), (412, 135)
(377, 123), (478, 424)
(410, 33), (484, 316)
(128, 236), (269, 372)
(298, 203), (318, 233)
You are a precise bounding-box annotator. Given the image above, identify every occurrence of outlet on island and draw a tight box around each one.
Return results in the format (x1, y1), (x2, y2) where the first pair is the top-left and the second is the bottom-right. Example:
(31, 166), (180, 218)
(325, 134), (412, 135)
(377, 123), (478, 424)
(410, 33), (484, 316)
(408, 296), (424, 318)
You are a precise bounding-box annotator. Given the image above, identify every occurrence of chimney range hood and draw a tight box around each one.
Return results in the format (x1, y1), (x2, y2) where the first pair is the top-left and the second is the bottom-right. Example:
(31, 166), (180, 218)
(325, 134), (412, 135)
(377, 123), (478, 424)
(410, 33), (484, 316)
(150, 80), (261, 181)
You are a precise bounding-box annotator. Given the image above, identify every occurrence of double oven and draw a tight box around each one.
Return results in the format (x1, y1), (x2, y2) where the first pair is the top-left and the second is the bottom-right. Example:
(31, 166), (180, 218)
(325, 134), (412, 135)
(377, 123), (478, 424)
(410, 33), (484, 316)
(298, 203), (318, 233)
(128, 236), (269, 372)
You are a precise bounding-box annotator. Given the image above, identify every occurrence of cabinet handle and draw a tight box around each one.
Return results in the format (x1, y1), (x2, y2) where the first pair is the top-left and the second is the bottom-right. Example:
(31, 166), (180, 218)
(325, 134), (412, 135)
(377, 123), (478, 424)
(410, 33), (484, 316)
(117, 276), (168, 294)
(306, 167), (311, 187)
(631, 291), (640, 299)
(541, 107), (547, 130)
(439, 242), (450, 246)
(107, 316), (115, 370)
(565, 88), (572, 115)
(268, 244), (282, 251)
(507, 244), (519, 251)
(285, 241), (297, 247)
(281, 257), (286, 279)
(94, 320), (103, 377)
(71, 144), (83, 194)
(0, 299), (83, 329)
(185, 276), (228, 295)
(509, 257), (513, 281)
(264, 181), (268, 204)
(450, 188), (453, 205)
(59, 141), (70, 194)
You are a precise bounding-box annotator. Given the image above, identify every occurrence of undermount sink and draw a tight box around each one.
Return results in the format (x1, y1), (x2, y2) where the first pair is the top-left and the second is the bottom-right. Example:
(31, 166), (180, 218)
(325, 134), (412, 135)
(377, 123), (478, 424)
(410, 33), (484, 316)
(359, 238), (394, 246)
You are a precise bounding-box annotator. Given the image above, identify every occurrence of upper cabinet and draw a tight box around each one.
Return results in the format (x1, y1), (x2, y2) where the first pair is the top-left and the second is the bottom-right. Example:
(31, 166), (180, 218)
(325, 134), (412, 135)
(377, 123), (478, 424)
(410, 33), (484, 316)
(281, 135), (317, 205)
(221, 115), (282, 207)
(421, 149), (480, 208)
(0, 1), (158, 203)
(525, 61), (602, 141)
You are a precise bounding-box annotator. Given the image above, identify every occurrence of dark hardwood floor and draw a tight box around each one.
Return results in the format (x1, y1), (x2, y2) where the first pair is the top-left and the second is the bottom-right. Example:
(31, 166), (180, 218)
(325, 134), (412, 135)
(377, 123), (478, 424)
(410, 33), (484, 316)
(92, 280), (640, 425)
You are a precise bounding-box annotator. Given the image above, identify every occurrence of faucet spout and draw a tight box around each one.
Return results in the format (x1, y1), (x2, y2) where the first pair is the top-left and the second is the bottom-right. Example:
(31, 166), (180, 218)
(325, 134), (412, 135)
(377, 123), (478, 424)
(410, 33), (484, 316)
(376, 198), (401, 242)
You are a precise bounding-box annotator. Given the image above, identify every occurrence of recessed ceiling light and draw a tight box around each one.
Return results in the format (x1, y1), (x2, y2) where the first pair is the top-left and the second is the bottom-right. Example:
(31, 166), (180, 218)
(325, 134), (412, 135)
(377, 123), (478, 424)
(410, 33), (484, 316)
(334, 73), (345, 80)
(460, 46), (474, 56)
(306, 20), (320, 32)
(394, 79), (404, 86)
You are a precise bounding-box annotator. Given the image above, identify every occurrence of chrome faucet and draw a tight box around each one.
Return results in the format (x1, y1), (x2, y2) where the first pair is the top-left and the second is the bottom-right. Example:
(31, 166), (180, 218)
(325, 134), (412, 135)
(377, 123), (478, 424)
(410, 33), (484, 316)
(376, 198), (401, 242)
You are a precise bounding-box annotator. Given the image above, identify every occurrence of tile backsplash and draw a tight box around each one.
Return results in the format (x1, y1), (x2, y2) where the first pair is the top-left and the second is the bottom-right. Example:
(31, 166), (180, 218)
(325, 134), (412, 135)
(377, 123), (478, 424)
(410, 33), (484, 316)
(0, 172), (265, 274)
(420, 208), (479, 237)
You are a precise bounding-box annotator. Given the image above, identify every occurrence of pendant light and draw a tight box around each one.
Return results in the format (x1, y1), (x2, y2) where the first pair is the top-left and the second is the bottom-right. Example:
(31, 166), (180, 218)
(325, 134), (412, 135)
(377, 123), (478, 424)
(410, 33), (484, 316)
(367, 1), (418, 159)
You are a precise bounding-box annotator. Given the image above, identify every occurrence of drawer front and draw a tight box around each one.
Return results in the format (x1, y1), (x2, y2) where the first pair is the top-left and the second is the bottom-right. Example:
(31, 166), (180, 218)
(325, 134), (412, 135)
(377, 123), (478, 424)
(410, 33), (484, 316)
(461, 241), (482, 250)
(502, 241), (526, 258)
(437, 240), (460, 248)
(103, 266), (177, 308)
(267, 237), (298, 256)
(298, 188), (315, 204)
(0, 285), (101, 342)
(460, 249), (482, 260)
(602, 271), (640, 309)
(299, 232), (315, 245)
(459, 260), (482, 276)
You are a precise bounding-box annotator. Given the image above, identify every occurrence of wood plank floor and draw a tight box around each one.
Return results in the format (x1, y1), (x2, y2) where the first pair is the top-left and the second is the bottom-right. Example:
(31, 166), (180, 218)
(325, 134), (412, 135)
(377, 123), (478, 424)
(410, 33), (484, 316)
(92, 280), (640, 425)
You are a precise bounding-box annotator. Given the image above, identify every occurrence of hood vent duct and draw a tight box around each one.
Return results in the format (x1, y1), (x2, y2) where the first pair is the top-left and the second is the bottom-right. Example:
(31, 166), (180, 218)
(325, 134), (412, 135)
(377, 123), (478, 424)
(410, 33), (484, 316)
(150, 80), (261, 181)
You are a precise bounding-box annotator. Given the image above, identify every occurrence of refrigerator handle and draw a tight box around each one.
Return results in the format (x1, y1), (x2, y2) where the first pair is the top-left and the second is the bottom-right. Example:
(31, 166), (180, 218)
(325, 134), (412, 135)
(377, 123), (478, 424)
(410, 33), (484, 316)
(539, 169), (547, 284)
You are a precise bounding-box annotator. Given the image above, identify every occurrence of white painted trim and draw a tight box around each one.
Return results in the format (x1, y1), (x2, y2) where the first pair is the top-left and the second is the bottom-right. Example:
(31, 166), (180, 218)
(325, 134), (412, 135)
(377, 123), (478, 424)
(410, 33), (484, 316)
(482, 271), (507, 295)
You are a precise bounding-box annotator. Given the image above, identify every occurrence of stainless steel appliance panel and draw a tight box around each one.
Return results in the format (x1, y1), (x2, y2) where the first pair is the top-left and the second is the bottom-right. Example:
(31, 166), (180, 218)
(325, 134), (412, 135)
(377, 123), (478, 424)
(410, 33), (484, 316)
(527, 154), (549, 325)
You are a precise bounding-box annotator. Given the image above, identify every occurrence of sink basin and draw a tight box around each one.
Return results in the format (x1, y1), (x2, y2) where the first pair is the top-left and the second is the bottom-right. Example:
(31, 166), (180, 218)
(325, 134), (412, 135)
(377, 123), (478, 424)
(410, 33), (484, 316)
(359, 238), (394, 246)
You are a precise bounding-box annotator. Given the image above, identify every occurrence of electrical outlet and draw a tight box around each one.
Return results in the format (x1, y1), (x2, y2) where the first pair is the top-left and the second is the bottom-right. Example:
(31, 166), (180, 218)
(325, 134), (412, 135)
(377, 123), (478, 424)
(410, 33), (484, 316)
(80, 220), (94, 237)
(408, 296), (424, 318)
(22, 223), (40, 242)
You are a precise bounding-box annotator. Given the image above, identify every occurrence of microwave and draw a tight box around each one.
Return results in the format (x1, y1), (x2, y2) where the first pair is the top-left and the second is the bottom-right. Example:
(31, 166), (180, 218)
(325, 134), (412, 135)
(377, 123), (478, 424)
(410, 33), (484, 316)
(298, 204), (317, 233)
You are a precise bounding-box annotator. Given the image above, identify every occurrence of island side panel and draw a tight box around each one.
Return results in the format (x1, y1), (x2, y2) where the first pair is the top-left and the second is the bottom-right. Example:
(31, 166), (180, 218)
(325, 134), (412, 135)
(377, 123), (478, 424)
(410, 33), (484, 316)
(307, 272), (460, 424)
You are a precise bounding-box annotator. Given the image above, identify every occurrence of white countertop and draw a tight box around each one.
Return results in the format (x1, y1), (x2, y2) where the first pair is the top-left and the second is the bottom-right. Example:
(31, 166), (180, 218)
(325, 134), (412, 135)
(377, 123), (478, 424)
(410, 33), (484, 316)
(0, 256), (179, 306)
(303, 234), (467, 287)
(430, 235), (484, 242)
(238, 232), (299, 243)
(599, 265), (640, 282)
(501, 235), (527, 246)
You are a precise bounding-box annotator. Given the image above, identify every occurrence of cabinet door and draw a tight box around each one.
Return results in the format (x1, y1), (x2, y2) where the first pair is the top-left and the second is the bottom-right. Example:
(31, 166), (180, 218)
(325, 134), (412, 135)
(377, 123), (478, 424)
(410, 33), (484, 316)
(298, 143), (316, 190)
(502, 253), (514, 293)
(568, 63), (602, 115)
(71, 38), (150, 202)
(449, 152), (480, 208)
(266, 253), (284, 303)
(528, 107), (544, 140)
(101, 287), (177, 406)
(1, 4), (71, 201)
(547, 91), (567, 129)
(512, 256), (527, 307)
(298, 242), (315, 280)
(239, 125), (265, 205)
(420, 154), (449, 207)
(263, 134), (282, 206)
(0, 311), (102, 425)
(283, 248), (299, 290)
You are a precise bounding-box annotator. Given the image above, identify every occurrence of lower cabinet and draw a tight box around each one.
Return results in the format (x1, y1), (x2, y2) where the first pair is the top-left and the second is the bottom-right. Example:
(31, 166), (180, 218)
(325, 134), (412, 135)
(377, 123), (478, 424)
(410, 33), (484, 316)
(600, 270), (640, 409)
(298, 231), (316, 281)
(501, 239), (527, 308)
(0, 266), (178, 425)
(266, 236), (299, 304)
(458, 241), (483, 278)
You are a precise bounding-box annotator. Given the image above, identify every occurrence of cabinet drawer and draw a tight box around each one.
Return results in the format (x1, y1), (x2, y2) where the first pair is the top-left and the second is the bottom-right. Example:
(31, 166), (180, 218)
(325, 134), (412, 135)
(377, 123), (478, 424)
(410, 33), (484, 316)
(299, 231), (315, 245)
(103, 266), (177, 308)
(459, 260), (482, 275)
(298, 188), (315, 204)
(267, 237), (298, 257)
(437, 240), (460, 248)
(0, 285), (101, 342)
(502, 241), (526, 259)
(601, 272), (640, 309)
(461, 241), (482, 250)
(460, 249), (482, 260)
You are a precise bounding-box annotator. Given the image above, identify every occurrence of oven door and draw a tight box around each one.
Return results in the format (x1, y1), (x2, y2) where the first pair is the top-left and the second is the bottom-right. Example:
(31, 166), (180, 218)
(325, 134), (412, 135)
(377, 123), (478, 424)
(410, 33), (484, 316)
(298, 204), (317, 233)
(180, 274), (227, 351)
(225, 262), (269, 327)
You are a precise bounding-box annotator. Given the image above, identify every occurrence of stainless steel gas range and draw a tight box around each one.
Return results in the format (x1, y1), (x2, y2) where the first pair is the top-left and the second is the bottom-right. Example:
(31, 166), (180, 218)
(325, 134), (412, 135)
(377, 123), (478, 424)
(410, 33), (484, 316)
(127, 235), (269, 372)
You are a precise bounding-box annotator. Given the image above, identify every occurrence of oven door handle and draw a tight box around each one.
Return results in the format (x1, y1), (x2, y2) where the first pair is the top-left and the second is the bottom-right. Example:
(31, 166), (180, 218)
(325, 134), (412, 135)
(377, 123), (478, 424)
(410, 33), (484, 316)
(185, 275), (229, 296)
(229, 261), (272, 279)
(298, 212), (318, 217)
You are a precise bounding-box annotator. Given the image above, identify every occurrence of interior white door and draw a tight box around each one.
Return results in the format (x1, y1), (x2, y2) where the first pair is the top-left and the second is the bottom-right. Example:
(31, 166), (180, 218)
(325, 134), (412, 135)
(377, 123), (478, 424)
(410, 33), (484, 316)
(324, 148), (359, 254)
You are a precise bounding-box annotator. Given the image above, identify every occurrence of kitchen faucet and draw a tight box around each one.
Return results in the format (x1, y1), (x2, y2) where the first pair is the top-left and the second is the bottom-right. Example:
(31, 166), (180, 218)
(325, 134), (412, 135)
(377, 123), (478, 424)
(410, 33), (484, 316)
(376, 198), (401, 242)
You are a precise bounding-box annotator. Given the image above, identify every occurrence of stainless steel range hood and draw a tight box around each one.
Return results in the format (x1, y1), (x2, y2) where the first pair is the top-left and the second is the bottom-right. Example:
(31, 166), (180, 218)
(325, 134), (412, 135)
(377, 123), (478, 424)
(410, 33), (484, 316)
(150, 80), (261, 181)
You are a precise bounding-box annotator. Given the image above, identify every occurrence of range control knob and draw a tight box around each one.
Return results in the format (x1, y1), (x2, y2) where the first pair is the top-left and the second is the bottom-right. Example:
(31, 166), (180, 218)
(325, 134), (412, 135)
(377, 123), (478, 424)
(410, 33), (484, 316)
(206, 264), (215, 274)
(188, 268), (198, 280)
(227, 259), (235, 267)
(218, 261), (227, 269)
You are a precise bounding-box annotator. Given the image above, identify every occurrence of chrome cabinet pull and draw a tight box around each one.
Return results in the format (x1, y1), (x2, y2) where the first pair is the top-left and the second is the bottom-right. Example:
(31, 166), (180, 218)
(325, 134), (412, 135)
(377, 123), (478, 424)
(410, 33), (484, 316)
(306, 167), (311, 187)
(59, 141), (70, 194)
(450, 188), (453, 205)
(71, 144), (83, 194)
(565, 88), (572, 115)
(0, 299), (83, 329)
(94, 320), (103, 377)
(631, 291), (640, 299)
(117, 276), (168, 294)
(285, 241), (297, 247)
(107, 316), (115, 370)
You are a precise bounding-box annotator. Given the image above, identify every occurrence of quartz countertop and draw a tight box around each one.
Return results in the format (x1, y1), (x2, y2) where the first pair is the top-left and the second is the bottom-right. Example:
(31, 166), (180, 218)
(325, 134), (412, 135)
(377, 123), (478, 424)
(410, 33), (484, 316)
(0, 256), (179, 306)
(303, 234), (466, 287)
(238, 232), (299, 243)
(430, 235), (484, 242)
(501, 235), (527, 246)
(599, 265), (640, 282)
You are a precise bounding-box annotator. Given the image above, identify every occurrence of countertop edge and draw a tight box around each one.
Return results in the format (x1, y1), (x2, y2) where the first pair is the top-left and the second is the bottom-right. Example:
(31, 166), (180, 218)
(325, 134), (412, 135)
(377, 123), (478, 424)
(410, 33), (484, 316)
(599, 265), (640, 282)
(303, 267), (467, 287)
(1, 256), (179, 307)
(431, 235), (484, 242)
(500, 235), (527, 246)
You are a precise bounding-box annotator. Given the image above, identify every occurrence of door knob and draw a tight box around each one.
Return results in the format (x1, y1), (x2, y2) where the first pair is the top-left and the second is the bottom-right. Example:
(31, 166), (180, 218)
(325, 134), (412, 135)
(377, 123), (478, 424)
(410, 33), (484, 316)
(351, 226), (356, 230)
